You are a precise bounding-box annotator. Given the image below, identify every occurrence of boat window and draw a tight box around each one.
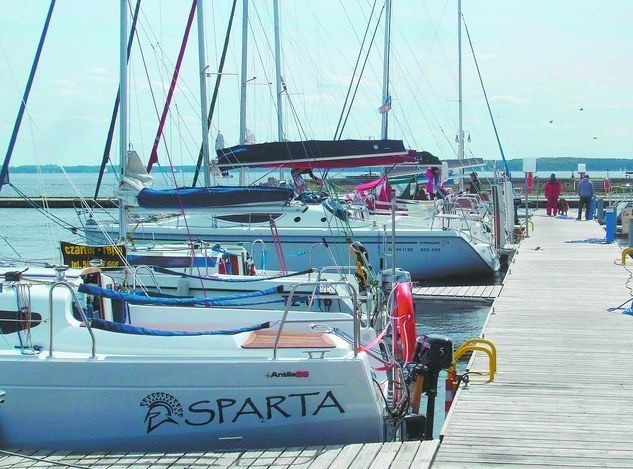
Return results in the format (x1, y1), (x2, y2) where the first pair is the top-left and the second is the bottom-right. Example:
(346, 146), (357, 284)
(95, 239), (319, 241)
(214, 214), (282, 223)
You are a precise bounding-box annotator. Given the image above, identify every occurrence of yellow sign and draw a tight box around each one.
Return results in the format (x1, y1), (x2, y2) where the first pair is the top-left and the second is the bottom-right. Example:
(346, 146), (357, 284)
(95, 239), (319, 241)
(60, 241), (126, 269)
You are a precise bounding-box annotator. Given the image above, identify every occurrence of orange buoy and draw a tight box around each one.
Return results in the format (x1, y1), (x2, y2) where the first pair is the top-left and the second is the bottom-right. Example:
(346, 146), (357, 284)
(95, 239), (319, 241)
(392, 282), (417, 362)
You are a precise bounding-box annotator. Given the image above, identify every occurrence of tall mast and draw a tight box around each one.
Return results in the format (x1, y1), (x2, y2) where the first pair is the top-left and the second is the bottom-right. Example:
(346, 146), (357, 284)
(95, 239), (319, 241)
(196, 0), (211, 186)
(273, 0), (284, 141)
(457, 0), (464, 191)
(0, 0), (56, 193)
(380, 0), (391, 140)
(239, 0), (248, 145)
(118, 0), (128, 241)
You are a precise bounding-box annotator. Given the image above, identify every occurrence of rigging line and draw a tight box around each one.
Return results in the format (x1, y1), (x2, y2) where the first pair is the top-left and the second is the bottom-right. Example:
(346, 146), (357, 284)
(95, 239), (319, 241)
(337, 3), (385, 140)
(0, 0), (56, 193)
(192, 0), (239, 188)
(333, 0), (380, 140)
(95, 0), (141, 200)
(8, 184), (79, 233)
(147, 0), (198, 173)
(462, 15), (510, 178)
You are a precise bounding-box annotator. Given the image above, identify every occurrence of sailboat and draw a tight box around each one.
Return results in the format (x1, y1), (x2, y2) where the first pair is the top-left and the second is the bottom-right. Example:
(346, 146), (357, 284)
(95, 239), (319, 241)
(83, 0), (499, 281)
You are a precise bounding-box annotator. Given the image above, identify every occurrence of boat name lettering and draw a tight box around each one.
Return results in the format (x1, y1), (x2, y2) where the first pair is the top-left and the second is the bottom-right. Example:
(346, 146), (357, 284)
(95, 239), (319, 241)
(140, 390), (344, 433)
(266, 370), (309, 378)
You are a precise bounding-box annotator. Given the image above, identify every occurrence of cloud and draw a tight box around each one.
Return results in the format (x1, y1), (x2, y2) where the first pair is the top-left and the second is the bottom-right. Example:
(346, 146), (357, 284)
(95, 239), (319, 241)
(491, 95), (529, 105)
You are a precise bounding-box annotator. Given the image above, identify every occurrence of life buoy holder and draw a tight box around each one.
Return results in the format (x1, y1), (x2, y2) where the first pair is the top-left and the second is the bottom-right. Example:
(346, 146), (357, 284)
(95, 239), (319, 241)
(392, 282), (417, 362)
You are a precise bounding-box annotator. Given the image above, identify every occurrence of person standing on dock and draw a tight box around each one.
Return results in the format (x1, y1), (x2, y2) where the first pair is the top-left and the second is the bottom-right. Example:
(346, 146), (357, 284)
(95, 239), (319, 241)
(544, 173), (562, 217)
(576, 174), (594, 220)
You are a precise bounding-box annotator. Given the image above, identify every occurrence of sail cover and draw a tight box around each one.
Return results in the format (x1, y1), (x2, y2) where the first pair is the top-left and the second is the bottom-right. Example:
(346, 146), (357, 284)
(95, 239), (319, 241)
(137, 186), (295, 209)
(215, 139), (416, 170)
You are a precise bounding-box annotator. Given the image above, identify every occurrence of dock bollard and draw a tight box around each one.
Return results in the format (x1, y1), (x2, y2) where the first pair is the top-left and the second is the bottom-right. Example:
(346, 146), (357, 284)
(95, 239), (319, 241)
(597, 198), (605, 224)
(605, 208), (616, 243)
(588, 195), (596, 221)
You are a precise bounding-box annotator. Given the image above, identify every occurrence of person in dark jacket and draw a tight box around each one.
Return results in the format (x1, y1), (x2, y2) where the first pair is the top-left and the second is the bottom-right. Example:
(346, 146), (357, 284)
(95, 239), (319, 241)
(576, 174), (594, 220)
(468, 172), (481, 195)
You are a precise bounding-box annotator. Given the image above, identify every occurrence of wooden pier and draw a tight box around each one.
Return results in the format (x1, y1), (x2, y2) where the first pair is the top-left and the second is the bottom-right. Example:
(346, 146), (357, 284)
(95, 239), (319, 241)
(413, 285), (502, 301)
(434, 211), (633, 467)
(3, 211), (632, 468)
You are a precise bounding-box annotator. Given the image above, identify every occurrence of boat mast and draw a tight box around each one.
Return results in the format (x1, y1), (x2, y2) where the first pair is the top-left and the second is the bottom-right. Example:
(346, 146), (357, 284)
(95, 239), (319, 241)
(273, 0), (284, 142)
(239, 0), (248, 146)
(94, 0), (141, 199)
(380, 0), (391, 140)
(196, 0), (211, 186)
(118, 0), (129, 241)
(0, 0), (56, 193)
(457, 0), (464, 191)
(238, 0), (249, 185)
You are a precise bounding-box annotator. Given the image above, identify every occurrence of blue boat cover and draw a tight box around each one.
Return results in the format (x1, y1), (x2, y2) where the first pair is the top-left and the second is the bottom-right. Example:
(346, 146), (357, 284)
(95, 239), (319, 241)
(90, 317), (271, 336)
(216, 139), (415, 170)
(137, 186), (294, 209)
(78, 283), (284, 306)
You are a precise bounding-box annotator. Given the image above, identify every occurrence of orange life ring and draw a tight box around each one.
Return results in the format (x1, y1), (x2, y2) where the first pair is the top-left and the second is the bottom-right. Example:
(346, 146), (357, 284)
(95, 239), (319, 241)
(392, 282), (417, 362)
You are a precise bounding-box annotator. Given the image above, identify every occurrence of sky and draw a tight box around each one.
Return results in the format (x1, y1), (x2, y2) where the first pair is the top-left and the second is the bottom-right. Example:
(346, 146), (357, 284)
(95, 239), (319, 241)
(0, 0), (632, 170)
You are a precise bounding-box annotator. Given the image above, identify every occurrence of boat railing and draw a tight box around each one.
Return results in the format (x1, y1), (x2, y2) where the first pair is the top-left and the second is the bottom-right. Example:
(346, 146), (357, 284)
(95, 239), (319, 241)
(48, 282), (96, 359)
(250, 239), (267, 270)
(315, 264), (375, 318)
(273, 281), (360, 360)
(432, 194), (493, 243)
(130, 265), (163, 294)
(307, 242), (341, 273)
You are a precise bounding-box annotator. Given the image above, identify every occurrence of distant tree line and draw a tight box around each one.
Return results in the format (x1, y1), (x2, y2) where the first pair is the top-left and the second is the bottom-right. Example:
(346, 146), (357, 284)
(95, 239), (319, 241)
(8, 157), (633, 173)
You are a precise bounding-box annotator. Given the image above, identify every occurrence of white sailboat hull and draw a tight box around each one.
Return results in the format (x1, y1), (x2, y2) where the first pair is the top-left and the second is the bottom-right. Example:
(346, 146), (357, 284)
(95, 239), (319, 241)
(85, 203), (499, 280)
(0, 356), (383, 452)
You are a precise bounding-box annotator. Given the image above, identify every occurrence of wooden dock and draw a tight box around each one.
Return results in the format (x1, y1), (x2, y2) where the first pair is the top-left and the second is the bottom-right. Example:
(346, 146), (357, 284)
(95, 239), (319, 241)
(413, 285), (502, 301)
(434, 211), (633, 467)
(3, 210), (632, 468)
(0, 441), (439, 468)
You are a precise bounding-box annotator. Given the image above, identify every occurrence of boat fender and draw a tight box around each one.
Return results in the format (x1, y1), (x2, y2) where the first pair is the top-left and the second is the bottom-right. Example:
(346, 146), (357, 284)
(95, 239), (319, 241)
(392, 282), (417, 362)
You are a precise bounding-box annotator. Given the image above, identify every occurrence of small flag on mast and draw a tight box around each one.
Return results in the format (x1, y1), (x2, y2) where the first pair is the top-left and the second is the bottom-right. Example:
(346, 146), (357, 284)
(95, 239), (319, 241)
(378, 96), (392, 114)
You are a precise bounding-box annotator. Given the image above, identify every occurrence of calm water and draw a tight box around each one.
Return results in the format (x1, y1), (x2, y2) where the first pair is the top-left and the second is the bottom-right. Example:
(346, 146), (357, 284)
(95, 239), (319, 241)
(0, 172), (494, 437)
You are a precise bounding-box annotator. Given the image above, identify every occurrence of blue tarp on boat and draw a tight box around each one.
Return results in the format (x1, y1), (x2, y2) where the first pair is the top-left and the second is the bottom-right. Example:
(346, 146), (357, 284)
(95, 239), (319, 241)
(137, 186), (294, 209)
(90, 317), (271, 336)
(216, 139), (416, 170)
(78, 283), (284, 306)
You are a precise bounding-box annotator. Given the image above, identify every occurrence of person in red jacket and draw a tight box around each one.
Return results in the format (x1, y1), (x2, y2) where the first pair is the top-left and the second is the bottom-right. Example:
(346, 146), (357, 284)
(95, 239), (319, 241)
(544, 173), (562, 217)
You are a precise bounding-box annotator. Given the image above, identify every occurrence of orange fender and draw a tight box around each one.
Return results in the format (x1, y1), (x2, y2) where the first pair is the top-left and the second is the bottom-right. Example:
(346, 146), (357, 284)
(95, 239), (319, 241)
(392, 282), (417, 362)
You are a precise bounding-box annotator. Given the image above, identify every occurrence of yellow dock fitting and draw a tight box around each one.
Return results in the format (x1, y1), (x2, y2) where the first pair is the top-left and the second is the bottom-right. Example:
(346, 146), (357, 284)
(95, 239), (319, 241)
(622, 248), (633, 265)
